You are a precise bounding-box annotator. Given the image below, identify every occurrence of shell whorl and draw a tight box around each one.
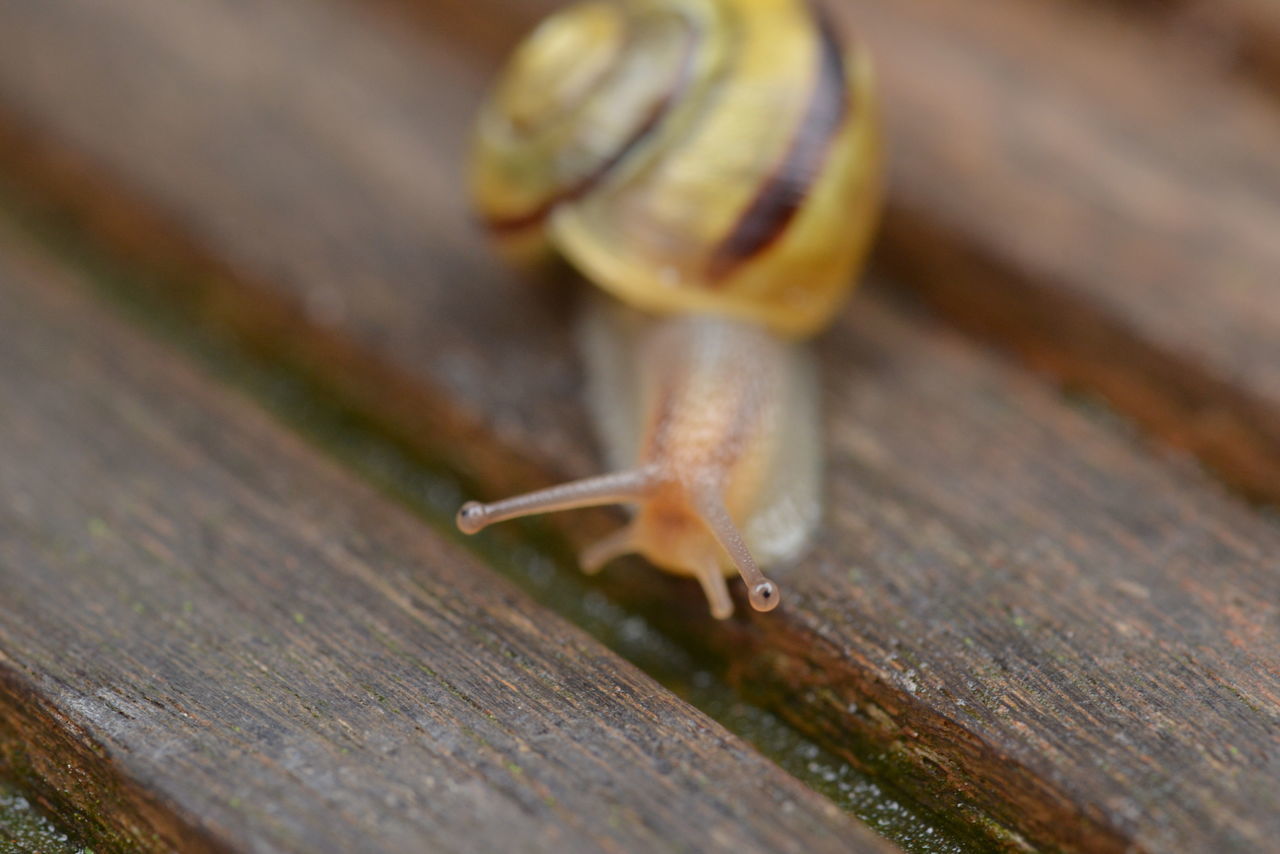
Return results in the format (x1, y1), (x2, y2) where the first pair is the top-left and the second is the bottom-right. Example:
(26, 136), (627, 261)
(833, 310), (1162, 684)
(472, 0), (881, 338)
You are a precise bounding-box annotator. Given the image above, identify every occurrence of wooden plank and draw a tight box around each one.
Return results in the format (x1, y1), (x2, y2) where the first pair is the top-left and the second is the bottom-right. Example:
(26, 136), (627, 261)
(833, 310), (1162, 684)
(830, 0), (1280, 502)
(0, 0), (1278, 851)
(0, 229), (896, 854)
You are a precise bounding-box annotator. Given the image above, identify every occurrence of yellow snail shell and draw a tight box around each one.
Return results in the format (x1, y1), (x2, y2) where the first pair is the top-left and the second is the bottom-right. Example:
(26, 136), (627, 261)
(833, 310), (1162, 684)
(471, 0), (881, 337)
(458, 0), (883, 618)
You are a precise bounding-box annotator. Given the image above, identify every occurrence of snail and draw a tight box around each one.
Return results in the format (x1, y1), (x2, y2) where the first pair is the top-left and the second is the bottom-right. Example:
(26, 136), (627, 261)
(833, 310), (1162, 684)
(456, 0), (882, 618)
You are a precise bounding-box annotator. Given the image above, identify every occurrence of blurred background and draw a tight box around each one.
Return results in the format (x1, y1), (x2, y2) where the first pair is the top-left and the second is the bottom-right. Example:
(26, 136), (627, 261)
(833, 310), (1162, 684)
(1, 0), (1278, 852)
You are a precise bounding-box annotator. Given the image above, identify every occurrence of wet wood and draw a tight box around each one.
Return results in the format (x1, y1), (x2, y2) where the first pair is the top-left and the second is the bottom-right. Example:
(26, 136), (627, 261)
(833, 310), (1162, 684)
(0, 229), (895, 854)
(0, 0), (1278, 852)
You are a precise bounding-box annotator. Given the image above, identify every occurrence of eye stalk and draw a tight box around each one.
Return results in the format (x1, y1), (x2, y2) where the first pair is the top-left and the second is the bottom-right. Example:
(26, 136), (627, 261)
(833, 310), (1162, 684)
(456, 466), (656, 535)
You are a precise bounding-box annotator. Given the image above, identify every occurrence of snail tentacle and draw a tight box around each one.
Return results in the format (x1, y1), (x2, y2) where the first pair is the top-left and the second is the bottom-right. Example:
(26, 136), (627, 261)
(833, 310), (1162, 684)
(693, 489), (780, 613)
(579, 524), (638, 574)
(456, 465), (659, 534)
(693, 555), (735, 620)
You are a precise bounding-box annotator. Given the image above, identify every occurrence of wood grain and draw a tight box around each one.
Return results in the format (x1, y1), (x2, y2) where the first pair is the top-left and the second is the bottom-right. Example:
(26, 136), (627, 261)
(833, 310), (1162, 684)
(830, 0), (1280, 503)
(0, 0), (1278, 851)
(0, 228), (896, 854)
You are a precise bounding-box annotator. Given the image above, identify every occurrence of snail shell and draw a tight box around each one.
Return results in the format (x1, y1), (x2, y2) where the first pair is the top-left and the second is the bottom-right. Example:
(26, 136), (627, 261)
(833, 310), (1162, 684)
(458, 0), (883, 618)
(471, 0), (881, 337)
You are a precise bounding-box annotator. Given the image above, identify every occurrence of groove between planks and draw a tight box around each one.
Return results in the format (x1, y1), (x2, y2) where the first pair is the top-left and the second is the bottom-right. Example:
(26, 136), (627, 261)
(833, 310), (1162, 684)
(0, 0), (1277, 851)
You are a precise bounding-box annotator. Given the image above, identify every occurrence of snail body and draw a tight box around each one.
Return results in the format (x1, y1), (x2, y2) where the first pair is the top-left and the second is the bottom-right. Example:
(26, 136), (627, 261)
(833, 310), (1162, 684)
(457, 0), (882, 618)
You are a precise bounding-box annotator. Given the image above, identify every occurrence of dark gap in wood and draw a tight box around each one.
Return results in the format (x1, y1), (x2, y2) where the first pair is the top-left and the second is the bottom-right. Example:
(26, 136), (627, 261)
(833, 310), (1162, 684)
(0, 668), (230, 854)
(874, 204), (1280, 508)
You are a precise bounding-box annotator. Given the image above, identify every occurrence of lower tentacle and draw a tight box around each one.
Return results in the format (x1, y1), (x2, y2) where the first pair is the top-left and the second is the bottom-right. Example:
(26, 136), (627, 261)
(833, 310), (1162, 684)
(579, 524), (636, 575)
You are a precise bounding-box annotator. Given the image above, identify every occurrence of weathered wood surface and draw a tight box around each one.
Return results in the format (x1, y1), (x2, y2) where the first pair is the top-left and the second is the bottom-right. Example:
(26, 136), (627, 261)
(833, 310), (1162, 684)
(0, 229), (897, 854)
(1, 0), (1279, 852)
(828, 0), (1280, 503)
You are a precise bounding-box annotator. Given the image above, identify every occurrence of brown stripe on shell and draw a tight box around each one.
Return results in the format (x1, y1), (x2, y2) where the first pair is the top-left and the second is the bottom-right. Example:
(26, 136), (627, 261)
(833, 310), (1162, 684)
(705, 6), (850, 280)
(485, 19), (701, 235)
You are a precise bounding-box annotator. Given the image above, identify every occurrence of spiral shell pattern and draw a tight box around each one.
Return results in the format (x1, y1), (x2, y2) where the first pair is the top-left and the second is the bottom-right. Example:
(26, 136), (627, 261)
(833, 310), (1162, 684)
(472, 0), (881, 338)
